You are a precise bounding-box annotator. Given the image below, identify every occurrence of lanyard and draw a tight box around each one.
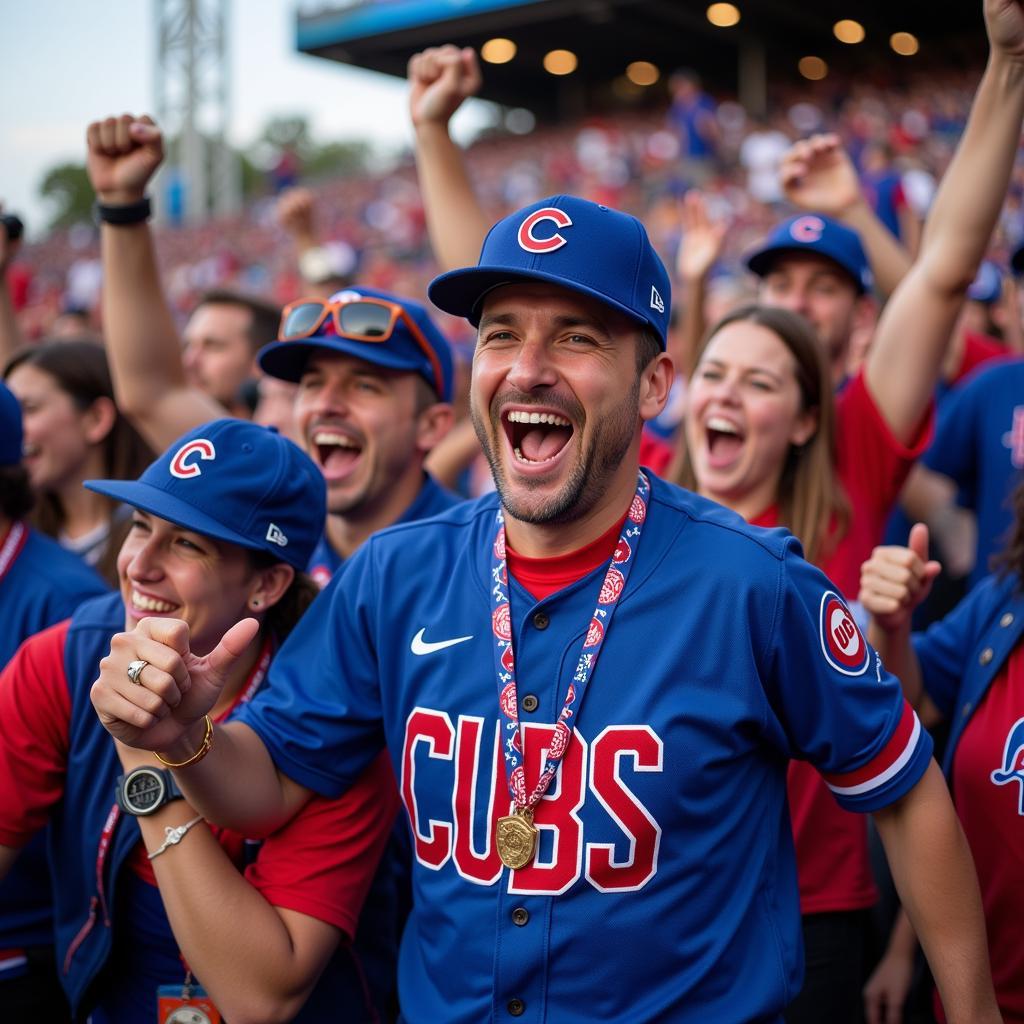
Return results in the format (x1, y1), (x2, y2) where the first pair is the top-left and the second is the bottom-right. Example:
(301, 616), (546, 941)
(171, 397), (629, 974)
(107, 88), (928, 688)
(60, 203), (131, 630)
(488, 472), (649, 867)
(0, 521), (27, 583)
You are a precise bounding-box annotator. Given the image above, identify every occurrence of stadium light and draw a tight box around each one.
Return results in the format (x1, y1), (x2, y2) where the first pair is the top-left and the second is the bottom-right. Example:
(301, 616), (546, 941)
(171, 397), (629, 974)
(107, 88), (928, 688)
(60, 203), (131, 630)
(833, 20), (865, 44)
(890, 32), (920, 56)
(544, 49), (578, 75)
(798, 56), (828, 80)
(481, 38), (517, 64)
(626, 61), (660, 87)
(706, 3), (741, 27)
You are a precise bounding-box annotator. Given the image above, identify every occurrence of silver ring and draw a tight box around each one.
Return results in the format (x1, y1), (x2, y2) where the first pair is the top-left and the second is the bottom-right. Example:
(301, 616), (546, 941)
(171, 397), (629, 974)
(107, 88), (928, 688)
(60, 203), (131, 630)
(126, 659), (148, 686)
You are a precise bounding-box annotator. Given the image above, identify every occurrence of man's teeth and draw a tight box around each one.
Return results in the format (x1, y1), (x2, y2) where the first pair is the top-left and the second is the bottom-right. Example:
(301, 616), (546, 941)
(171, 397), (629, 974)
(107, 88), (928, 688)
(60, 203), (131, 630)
(506, 410), (571, 427)
(707, 417), (741, 435)
(514, 447), (559, 464)
(312, 431), (359, 448)
(132, 590), (177, 613)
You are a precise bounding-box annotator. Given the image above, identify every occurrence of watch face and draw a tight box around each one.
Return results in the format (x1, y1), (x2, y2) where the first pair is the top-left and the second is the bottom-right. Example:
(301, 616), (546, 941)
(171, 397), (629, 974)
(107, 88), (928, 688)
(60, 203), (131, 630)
(124, 768), (166, 815)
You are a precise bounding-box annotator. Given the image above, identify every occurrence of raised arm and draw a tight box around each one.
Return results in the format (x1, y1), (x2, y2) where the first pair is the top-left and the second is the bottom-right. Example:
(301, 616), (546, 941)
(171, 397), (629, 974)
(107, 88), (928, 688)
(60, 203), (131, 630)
(409, 45), (491, 271)
(864, 0), (1024, 443)
(781, 133), (913, 299)
(86, 115), (224, 451)
(0, 210), (24, 364)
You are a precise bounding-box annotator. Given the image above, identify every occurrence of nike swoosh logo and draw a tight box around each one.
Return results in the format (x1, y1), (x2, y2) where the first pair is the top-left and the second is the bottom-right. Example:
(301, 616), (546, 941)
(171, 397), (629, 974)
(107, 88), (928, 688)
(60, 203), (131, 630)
(411, 628), (474, 656)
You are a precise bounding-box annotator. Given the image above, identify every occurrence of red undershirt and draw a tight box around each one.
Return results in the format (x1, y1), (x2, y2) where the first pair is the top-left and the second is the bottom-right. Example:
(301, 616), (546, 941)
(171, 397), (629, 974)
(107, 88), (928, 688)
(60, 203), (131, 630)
(506, 514), (628, 600)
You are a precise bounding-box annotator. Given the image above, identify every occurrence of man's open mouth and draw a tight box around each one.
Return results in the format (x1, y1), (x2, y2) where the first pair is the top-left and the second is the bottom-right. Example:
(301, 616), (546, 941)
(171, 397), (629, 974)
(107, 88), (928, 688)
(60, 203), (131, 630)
(503, 409), (574, 465)
(312, 428), (363, 477)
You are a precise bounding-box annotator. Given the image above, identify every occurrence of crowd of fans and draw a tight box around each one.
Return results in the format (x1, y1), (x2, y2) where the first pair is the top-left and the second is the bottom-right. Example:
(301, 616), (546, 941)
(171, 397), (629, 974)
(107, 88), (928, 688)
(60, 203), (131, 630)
(3, 5), (1024, 1022)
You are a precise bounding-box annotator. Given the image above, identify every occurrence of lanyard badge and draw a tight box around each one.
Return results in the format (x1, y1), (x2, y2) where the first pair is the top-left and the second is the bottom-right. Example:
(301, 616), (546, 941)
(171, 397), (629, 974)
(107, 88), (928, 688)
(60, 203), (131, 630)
(489, 473), (649, 869)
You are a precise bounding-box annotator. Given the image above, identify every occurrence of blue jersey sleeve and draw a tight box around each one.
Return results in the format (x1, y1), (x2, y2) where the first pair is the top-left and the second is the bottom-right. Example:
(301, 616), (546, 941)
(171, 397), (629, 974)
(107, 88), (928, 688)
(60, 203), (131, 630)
(764, 541), (933, 813)
(912, 574), (1009, 718)
(235, 545), (386, 799)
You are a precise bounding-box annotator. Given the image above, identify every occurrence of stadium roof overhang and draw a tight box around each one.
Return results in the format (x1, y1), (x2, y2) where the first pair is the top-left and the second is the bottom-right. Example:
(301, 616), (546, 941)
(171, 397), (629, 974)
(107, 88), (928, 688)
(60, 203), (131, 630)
(296, 0), (986, 115)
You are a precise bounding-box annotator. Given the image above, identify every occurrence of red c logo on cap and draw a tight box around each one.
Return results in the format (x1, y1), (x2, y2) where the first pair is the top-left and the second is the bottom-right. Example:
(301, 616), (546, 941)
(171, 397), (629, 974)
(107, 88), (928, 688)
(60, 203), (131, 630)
(170, 439), (216, 479)
(790, 215), (825, 244)
(518, 207), (573, 254)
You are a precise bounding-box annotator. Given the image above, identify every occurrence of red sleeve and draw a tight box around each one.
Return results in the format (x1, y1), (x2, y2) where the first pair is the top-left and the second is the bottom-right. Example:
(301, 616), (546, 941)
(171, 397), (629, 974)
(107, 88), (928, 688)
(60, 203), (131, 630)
(244, 751), (401, 938)
(835, 371), (932, 520)
(0, 621), (72, 846)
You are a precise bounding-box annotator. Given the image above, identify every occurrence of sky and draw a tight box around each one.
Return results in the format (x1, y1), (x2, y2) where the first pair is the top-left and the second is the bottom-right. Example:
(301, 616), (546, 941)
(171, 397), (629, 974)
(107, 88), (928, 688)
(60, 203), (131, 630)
(2, 0), (490, 237)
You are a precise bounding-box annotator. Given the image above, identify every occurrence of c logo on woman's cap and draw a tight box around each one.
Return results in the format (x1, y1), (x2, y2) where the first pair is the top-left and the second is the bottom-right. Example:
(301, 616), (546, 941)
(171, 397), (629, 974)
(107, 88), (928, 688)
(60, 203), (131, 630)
(170, 439), (216, 479)
(518, 207), (573, 254)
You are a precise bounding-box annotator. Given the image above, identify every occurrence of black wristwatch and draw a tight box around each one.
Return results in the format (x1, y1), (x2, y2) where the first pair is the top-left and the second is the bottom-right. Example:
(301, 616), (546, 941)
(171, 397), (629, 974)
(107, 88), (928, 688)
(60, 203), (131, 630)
(115, 765), (185, 816)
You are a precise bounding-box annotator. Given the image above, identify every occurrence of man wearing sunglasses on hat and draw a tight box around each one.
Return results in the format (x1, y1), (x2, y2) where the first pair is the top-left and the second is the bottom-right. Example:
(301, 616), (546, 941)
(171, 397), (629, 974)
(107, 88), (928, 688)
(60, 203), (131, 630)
(95, 182), (1004, 1021)
(86, 114), (459, 584)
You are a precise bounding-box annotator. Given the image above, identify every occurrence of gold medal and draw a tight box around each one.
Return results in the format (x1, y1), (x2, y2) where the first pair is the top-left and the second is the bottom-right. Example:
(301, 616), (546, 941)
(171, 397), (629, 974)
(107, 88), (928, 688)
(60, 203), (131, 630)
(496, 807), (538, 869)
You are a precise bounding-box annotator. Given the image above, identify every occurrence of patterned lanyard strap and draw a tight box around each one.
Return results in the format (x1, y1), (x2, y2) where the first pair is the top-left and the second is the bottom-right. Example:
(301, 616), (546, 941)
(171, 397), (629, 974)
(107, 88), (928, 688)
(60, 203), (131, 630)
(488, 472), (650, 868)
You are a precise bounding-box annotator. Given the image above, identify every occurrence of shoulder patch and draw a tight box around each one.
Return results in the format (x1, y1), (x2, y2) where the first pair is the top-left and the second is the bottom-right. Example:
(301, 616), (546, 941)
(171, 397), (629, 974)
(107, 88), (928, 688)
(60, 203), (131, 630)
(819, 590), (870, 676)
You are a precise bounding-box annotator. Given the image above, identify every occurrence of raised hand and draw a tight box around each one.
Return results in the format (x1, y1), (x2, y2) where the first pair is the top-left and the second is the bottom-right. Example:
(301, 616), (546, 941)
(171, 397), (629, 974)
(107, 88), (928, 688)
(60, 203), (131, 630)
(859, 523), (942, 633)
(91, 616), (258, 753)
(276, 187), (316, 242)
(408, 45), (482, 129)
(85, 114), (164, 205)
(676, 190), (727, 282)
(986, 0), (1024, 62)
(781, 133), (863, 219)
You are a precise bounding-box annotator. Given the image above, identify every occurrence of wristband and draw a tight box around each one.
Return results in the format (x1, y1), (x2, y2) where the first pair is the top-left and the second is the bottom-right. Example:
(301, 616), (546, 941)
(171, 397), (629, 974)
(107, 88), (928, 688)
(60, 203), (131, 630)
(94, 195), (151, 226)
(154, 714), (214, 769)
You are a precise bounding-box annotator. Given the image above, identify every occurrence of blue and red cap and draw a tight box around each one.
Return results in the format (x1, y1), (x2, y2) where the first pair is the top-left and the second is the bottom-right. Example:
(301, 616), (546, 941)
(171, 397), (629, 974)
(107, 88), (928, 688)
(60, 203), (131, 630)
(0, 380), (22, 467)
(257, 286), (454, 403)
(428, 195), (672, 348)
(746, 214), (873, 294)
(85, 419), (325, 570)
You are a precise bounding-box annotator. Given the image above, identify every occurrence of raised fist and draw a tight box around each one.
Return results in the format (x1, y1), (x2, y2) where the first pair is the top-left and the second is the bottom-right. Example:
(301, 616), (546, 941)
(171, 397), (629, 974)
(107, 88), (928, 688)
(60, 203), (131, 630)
(408, 45), (482, 128)
(781, 133), (863, 219)
(86, 114), (164, 205)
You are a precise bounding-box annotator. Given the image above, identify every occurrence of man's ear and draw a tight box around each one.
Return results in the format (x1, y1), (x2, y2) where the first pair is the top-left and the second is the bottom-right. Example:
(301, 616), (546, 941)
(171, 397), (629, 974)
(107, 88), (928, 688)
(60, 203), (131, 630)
(639, 353), (675, 423)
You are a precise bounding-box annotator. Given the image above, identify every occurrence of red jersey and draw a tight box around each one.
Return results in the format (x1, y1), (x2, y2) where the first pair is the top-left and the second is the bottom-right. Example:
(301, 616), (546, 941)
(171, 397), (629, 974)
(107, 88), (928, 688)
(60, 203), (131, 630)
(752, 372), (932, 913)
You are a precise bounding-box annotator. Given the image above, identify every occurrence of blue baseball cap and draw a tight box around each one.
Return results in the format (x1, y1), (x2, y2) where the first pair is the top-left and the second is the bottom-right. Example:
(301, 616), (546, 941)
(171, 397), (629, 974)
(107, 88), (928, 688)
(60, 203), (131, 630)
(746, 214), (873, 294)
(85, 419), (325, 570)
(428, 195), (672, 348)
(258, 286), (454, 403)
(0, 380), (22, 466)
(967, 260), (1003, 304)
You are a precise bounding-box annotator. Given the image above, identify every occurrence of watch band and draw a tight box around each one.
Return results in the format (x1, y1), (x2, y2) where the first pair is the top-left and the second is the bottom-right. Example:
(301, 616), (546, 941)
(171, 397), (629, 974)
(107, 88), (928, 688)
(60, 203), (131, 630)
(115, 765), (185, 816)
(93, 195), (152, 226)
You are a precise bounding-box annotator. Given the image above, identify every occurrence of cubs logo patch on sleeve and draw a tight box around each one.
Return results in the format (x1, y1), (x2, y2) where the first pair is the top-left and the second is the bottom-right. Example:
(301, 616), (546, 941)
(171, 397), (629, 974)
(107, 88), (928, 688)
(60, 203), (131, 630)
(819, 590), (870, 676)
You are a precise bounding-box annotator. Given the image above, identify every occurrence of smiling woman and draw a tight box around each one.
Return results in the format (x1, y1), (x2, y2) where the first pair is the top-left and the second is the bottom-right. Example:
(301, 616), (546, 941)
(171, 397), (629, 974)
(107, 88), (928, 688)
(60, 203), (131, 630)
(0, 418), (400, 1023)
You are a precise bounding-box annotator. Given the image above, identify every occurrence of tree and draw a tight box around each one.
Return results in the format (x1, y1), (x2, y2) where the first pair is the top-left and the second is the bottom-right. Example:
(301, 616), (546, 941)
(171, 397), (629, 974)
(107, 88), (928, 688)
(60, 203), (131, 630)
(39, 162), (94, 230)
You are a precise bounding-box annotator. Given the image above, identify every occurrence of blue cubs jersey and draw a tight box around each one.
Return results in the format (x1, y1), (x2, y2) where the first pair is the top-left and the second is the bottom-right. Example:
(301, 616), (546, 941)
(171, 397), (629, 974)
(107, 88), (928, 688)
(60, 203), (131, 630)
(306, 472), (460, 585)
(237, 475), (931, 1024)
(924, 357), (1024, 588)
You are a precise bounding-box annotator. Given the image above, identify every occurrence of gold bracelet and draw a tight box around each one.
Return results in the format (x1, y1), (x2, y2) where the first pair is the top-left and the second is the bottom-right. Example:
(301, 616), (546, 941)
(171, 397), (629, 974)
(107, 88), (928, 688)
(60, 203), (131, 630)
(153, 715), (214, 769)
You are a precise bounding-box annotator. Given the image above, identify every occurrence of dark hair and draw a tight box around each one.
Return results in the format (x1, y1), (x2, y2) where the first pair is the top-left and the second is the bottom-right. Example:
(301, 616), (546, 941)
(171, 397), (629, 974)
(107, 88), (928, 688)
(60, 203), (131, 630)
(671, 303), (850, 565)
(197, 290), (281, 354)
(0, 464), (34, 522)
(247, 549), (320, 641)
(636, 328), (662, 376)
(994, 478), (1024, 584)
(3, 341), (155, 584)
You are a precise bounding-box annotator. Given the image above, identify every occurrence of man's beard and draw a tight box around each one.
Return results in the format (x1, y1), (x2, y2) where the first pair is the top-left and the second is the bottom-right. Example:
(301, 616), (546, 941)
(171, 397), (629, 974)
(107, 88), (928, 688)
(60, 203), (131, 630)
(471, 382), (640, 527)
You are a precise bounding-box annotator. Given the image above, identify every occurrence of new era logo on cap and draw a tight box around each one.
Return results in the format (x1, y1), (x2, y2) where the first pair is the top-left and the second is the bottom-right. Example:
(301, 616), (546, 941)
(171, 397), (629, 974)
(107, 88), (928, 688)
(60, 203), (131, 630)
(266, 523), (288, 547)
(650, 286), (665, 314)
